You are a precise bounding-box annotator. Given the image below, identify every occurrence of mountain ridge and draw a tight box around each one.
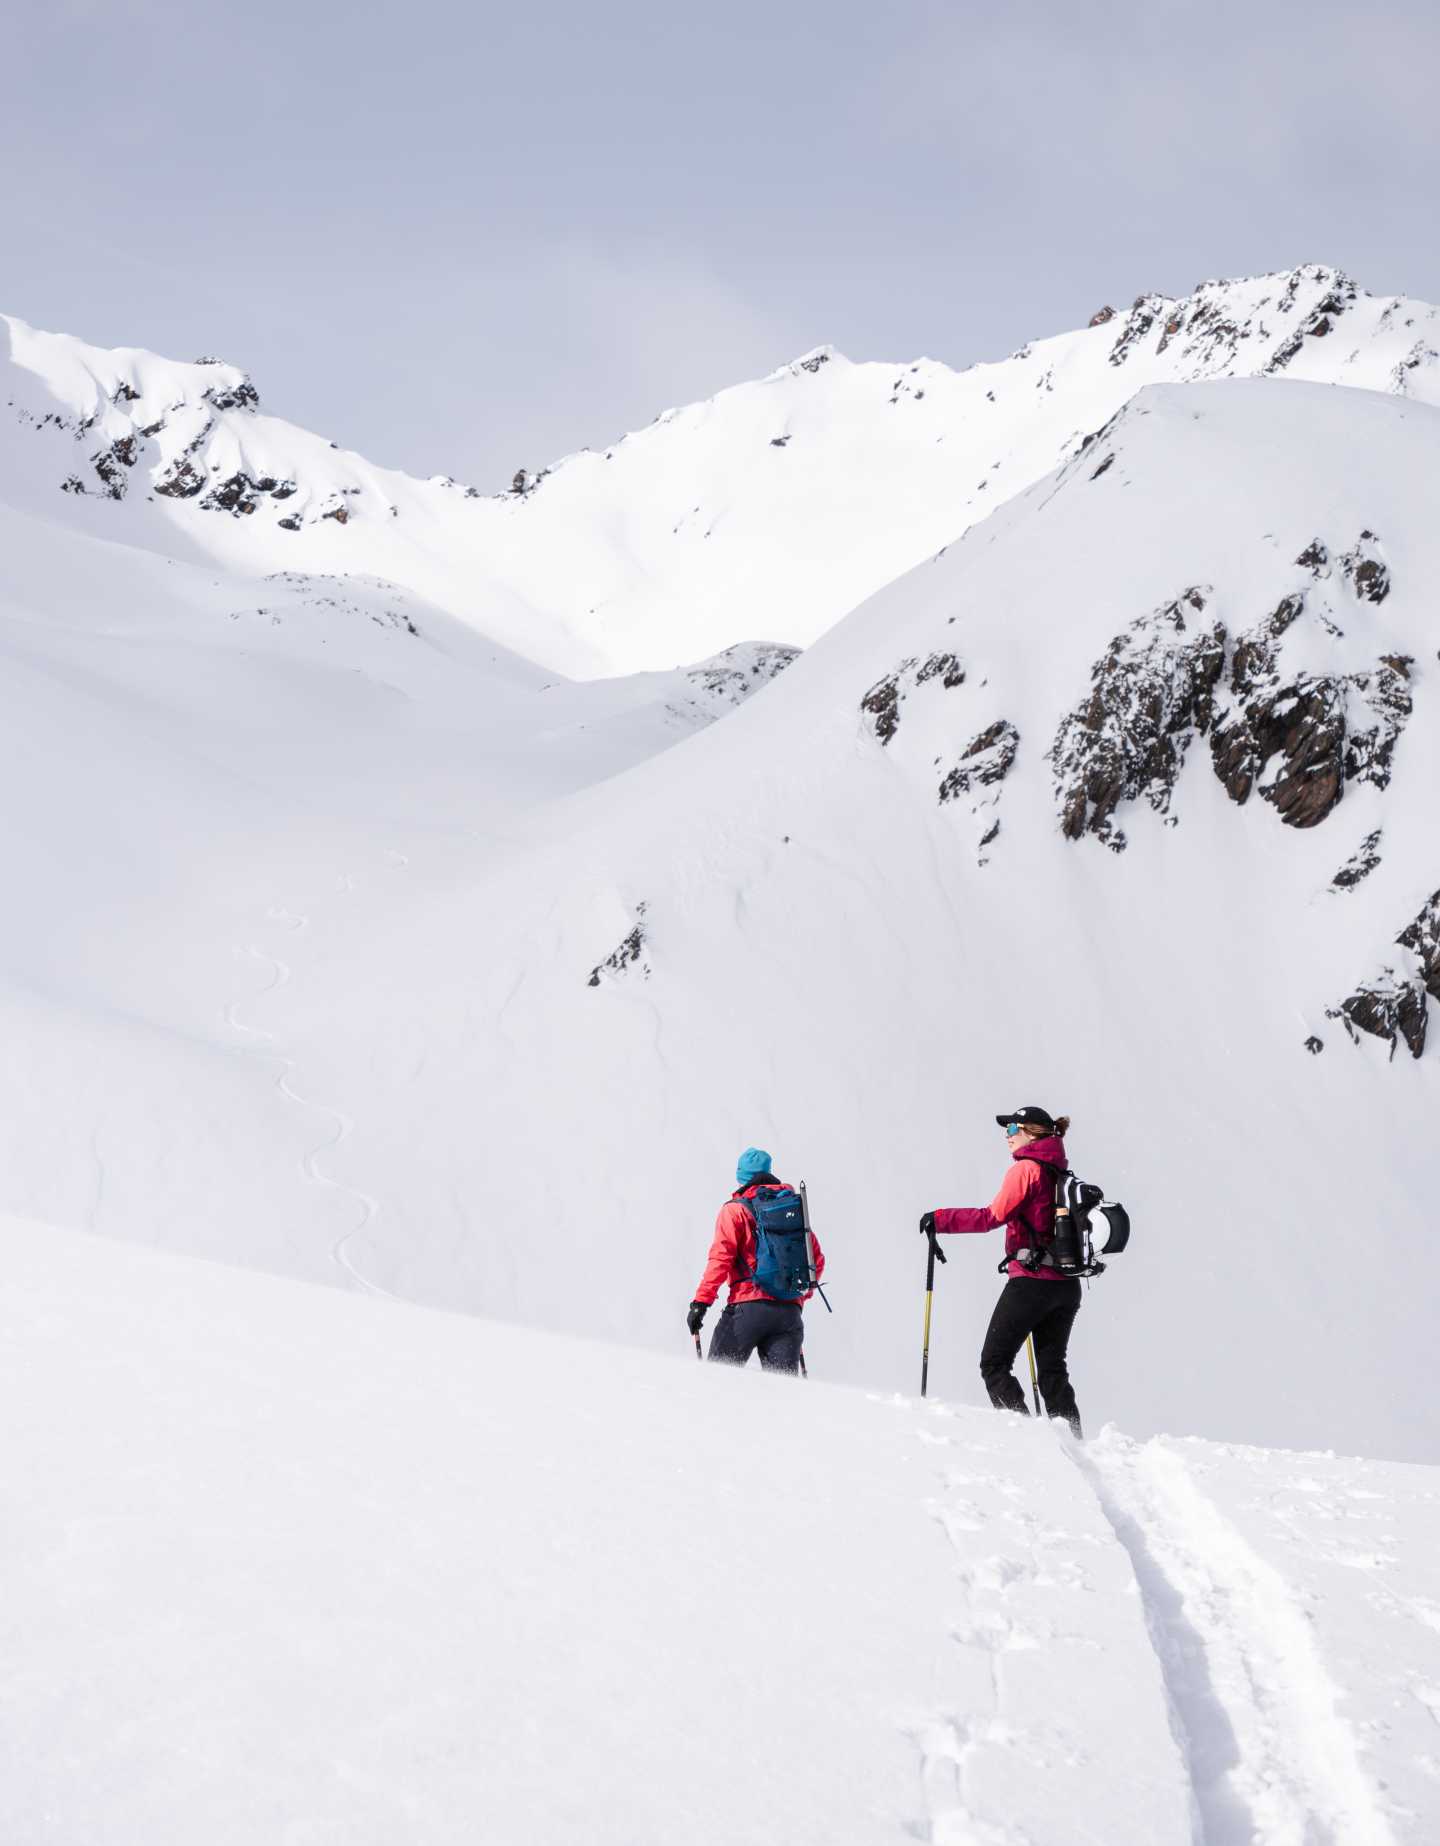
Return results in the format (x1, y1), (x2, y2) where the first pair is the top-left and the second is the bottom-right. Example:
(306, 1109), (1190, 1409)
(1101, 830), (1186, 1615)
(8, 263), (1440, 675)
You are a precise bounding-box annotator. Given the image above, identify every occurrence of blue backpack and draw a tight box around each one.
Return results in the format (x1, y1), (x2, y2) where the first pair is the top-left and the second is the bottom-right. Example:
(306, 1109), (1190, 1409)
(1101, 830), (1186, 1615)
(736, 1185), (820, 1303)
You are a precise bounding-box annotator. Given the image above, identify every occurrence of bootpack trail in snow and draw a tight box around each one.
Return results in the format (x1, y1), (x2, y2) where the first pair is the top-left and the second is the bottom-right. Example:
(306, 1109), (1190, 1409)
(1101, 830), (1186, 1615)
(1075, 1431), (1395, 1846)
(224, 896), (397, 1303)
(895, 1400), (1407, 1845)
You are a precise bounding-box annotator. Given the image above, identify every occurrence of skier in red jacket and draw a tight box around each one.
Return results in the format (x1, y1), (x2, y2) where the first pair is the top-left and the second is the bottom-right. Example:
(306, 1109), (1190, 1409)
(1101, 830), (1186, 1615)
(688, 1147), (825, 1374)
(921, 1106), (1082, 1436)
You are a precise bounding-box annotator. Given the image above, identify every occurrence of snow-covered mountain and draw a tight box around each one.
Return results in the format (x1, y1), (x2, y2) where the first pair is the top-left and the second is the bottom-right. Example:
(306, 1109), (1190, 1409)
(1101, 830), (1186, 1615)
(205, 371), (1430, 1463)
(1, 265), (1437, 1471)
(7, 264), (1440, 674)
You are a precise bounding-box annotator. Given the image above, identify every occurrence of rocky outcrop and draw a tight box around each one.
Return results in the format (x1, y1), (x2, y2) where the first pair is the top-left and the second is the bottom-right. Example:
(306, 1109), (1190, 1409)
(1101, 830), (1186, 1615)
(200, 375), (260, 413)
(673, 643), (798, 722)
(861, 652), (966, 745)
(154, 457), (205, 499)
(1391, 340), (1440, 394)
(1051, 589), (1225, 850)
(1209, 612), (1348, 825)
(1332, 830), (1383, 893)
(939, 719), (1019, 865)
(199, 472), (297, 517)
(1057, 536), (1414, 847)
(1210, 581), (1411, 828)
(1331, 889), (1440, 1059)
(1089, 265), (1374, 384)
(90, 435), (139, 500)
(1340, 531), (1390, 604)
(939, 720), (1018, 805)
(1264, 276), (1358, 374)
(588, 904), (649, 988)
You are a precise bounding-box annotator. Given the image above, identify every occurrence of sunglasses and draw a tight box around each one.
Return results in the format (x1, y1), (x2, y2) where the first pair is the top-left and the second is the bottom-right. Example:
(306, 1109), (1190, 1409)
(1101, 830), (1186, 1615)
(1003, 1121), (1025, 1136)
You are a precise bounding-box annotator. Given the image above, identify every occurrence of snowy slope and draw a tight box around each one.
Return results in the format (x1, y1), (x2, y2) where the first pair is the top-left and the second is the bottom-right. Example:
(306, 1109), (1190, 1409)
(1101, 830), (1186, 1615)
(7, 265), (1440, 675)
(223, 376), (1437, 1463)
(0, 490), (791, 1278)
(5, 1214), (1438, 1845)
(3, 272), (1439, 1469)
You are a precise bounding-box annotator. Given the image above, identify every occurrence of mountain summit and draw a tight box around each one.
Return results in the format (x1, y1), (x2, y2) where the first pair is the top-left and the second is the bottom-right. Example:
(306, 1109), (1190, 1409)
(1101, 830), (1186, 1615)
(6, 264), (1439, 674)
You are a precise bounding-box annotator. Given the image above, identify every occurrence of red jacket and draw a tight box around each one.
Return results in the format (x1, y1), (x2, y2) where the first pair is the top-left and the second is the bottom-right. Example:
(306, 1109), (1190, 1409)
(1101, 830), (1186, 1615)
(934, 1135), (1070, 1280)
(693, 1180), (826, 1307)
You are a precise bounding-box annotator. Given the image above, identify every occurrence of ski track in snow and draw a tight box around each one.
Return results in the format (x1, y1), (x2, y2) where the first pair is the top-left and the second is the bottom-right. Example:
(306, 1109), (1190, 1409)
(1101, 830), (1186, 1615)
(1076, 1432), (1396, 1846)
(225, 901), (397, 1303)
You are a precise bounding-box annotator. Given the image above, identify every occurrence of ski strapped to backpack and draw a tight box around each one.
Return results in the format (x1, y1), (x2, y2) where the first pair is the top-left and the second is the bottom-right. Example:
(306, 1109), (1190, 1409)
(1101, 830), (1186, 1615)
(1003, 1156), (1130, 1279)
(735, 1180), (832, 1311)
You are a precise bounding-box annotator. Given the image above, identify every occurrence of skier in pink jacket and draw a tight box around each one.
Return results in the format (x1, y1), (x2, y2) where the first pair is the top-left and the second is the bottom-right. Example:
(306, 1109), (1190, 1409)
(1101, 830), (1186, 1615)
(688, 1147), (825, 1373)
(921, 1106), (1082, 1436)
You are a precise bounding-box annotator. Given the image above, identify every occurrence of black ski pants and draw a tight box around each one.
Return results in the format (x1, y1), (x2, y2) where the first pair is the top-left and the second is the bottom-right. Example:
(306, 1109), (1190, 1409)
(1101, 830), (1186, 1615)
(979, 1278), (1082, 1437)
(708, 1300), (804, 1374)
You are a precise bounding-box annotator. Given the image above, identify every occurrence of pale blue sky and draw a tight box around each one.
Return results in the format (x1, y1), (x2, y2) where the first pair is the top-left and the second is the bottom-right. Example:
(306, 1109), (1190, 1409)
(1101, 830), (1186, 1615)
(7, 0), (1439, 488)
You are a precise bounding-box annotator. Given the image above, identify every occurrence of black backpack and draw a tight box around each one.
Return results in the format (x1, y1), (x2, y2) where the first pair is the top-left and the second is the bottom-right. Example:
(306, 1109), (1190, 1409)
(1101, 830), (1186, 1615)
(1008, 1156), (1130, 1278)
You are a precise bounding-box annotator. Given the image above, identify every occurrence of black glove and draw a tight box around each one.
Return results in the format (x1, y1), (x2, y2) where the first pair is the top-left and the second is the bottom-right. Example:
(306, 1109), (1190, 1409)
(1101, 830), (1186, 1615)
(918, 1211), (936, 1237)
(687, 1302), (708, 1335)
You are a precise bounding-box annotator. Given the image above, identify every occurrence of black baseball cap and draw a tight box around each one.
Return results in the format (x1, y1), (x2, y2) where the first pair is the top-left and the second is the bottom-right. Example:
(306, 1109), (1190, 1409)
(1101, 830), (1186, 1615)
(994, 1105), (1055, 1131)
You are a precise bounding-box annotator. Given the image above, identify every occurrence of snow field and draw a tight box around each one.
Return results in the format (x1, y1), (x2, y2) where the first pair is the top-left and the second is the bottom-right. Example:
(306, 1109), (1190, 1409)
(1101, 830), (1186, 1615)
(5, 1218), (1437, 1842)
(230, 378), (1440, 1461)
(4, 373), (1439, 1462)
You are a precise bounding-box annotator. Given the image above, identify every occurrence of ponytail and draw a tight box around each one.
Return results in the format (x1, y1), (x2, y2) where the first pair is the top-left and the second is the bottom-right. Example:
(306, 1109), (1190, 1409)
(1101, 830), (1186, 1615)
(1052, 1115), (1072, 1138)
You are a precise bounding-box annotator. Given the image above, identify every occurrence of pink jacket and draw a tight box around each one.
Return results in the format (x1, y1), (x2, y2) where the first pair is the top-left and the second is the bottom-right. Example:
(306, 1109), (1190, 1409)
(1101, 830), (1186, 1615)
(934, 1135), (1070, 1280)
(693, 1180), (827, 1307)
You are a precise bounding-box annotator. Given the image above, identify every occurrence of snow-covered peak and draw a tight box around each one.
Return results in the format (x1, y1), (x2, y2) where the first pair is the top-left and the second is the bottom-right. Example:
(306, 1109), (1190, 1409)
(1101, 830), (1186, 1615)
(6, 266), (1440, 677)
(3, 314), (262, 422)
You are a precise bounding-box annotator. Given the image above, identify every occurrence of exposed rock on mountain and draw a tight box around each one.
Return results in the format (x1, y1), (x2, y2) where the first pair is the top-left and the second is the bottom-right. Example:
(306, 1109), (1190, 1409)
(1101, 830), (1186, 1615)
(1332, 889), (1440, 1060)
(1209, 585), (1411, 829)
(1332, 830), (1384, 893)
(1056, 535), (1414, 848)
(154, 457), (205, 499)
(200, 471), (298, 517)
(200, 374), (260, 413)
(860, 652), (965, 745)
(939, 719), (1019, 806)
(1052, 589), (1224, 850)
(938, 719), (1019, 865)
(669, 642), (799, 723)
(588, 904), (650, 988)
(89, 435), (139, 500)
(1265, 275), (1359, 374)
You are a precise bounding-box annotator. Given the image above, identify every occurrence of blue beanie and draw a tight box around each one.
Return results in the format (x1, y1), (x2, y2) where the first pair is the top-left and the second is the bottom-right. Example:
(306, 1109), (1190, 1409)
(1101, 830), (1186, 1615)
(736, 1146), (774, 1185)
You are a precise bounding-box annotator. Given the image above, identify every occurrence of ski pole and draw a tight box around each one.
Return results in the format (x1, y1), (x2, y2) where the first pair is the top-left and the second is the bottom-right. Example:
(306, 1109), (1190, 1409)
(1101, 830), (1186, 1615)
(1025, 1335), (1041, 1415)
(799, 1353), (808, 1380)
(694, 1332), (703, 1362)
(921, 1227), (946, 1397)
(800, 1180), (833, 1312)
